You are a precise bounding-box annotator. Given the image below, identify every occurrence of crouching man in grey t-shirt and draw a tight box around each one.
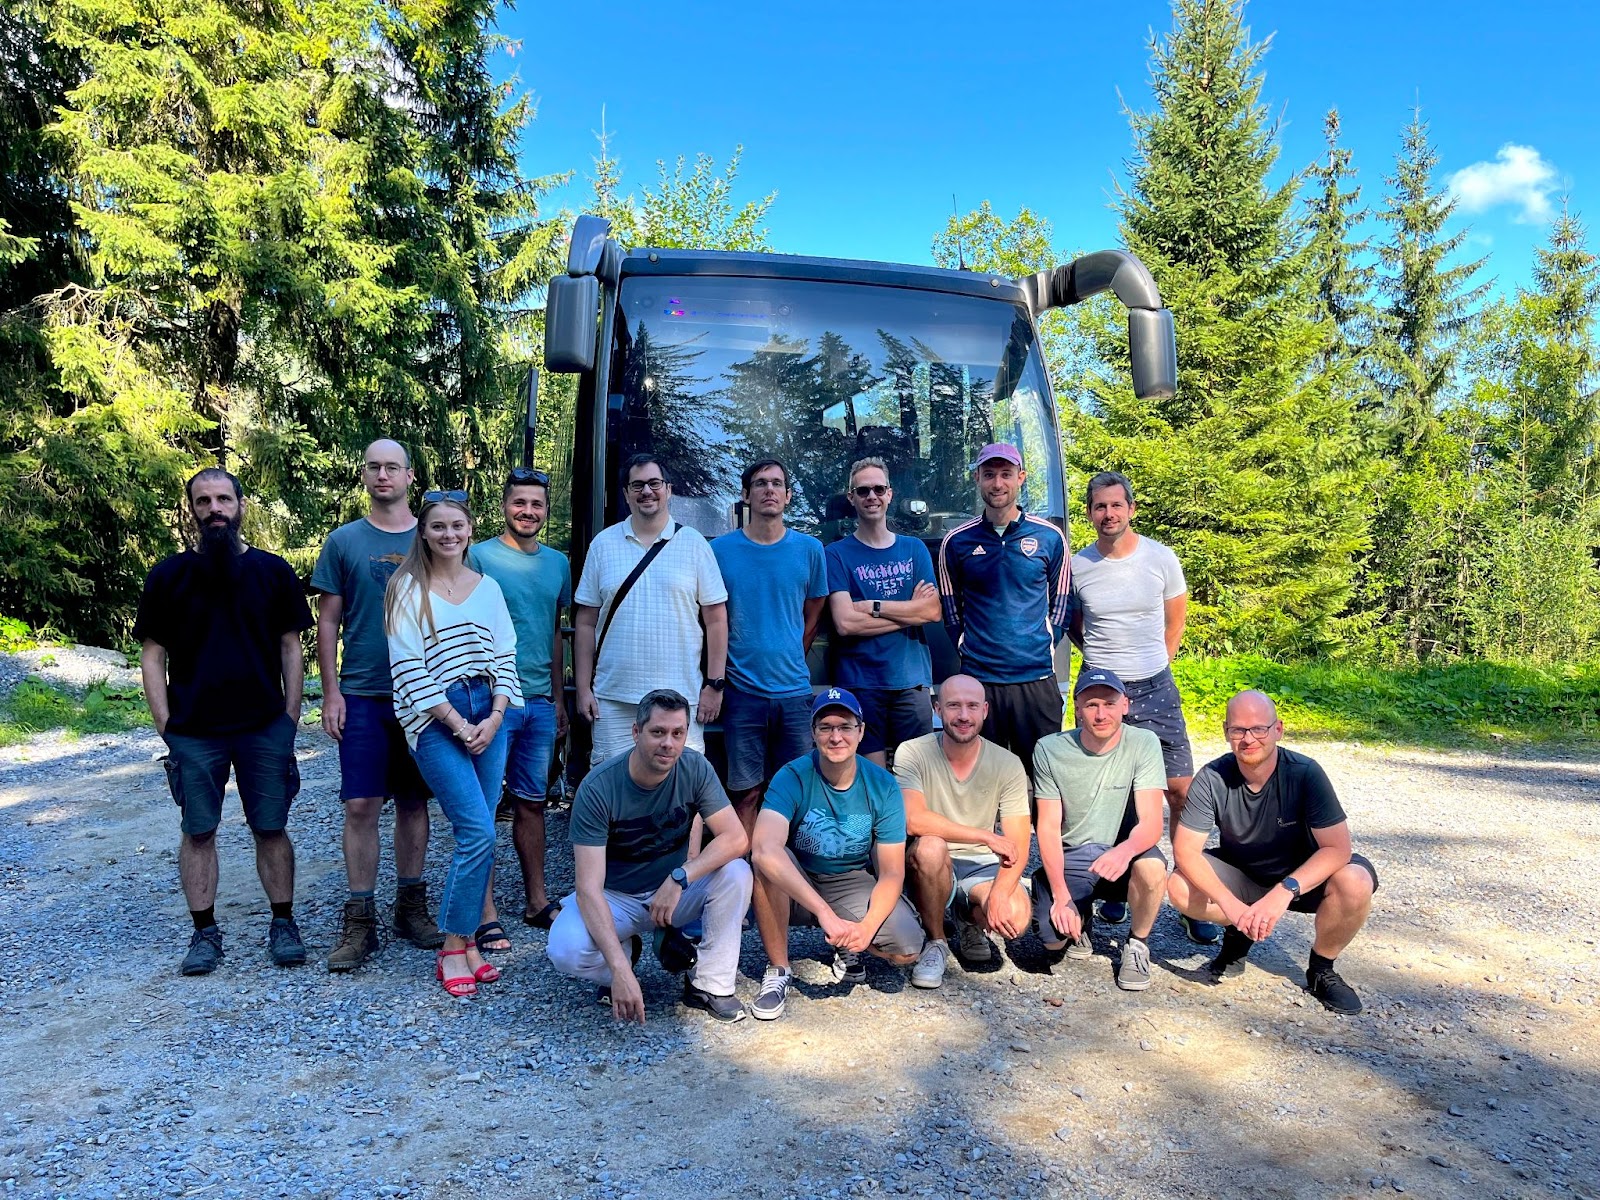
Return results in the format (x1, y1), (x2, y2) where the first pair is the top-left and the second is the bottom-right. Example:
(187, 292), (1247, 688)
(547, 689), (752, 1023)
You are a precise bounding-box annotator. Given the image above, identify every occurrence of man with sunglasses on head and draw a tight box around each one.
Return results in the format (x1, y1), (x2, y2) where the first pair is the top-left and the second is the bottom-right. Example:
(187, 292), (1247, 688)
(711, 459), (828, 836)
(747, 687), (926, 1020)
(574, 454), (729, 766)
(1166, 690), (1378, 1015)
(471, 466), (571, 931)
(824, 457), (941, 767)
(312, 439), (444, 973)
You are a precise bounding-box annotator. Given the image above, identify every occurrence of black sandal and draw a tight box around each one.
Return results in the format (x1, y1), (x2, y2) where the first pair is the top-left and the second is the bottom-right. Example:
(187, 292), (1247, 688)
(474, 920), (511, 953)
(522, 902), (561, 930)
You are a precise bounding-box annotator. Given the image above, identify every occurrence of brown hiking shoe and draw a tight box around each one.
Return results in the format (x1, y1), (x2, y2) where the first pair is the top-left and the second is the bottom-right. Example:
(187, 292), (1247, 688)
(326, 897), (379, 973)
(393, 883), (445, 949)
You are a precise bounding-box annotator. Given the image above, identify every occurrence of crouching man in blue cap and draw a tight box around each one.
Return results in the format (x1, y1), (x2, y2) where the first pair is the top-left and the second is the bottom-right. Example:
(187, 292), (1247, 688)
(747, 686), (927, 1020)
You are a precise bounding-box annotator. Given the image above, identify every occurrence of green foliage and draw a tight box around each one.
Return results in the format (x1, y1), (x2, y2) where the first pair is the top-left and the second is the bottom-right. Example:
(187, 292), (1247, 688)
(0, 617), (37, 652)
(592, 125), (776, 253)
(0, 678), (149, 746)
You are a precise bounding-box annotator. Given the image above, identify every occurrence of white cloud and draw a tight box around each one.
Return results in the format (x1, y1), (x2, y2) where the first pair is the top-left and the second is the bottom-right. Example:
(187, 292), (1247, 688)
(1447, 144), (1559, 224)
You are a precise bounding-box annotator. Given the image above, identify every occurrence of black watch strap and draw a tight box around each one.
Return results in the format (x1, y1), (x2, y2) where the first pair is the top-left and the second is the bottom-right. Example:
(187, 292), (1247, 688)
(705, 677), (726, 692)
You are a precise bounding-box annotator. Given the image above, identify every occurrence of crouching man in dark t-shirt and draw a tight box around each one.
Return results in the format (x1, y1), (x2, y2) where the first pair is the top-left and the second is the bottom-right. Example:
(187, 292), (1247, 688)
(547, 688), (752, 1024)
(1167, 689), (1378, 1014)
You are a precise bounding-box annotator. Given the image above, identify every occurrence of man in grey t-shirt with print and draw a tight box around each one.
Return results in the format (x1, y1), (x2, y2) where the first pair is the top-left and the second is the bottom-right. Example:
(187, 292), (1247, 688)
(1031, 668), (1169, 993)
(546, 689), (752, 1023)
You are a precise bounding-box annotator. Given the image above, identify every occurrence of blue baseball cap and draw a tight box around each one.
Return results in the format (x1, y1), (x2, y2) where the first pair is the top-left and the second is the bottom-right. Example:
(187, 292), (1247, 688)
(1073, 666), (1127, 697)
(811, 686), (864, 722)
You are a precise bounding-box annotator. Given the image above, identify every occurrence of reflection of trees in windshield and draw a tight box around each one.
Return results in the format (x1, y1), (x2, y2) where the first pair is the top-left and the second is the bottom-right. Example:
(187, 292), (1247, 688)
(616, 324), (735, 500)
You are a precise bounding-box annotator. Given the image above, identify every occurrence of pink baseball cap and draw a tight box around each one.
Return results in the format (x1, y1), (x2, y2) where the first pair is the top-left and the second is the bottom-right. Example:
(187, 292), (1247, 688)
(973, 442), (1023, 469)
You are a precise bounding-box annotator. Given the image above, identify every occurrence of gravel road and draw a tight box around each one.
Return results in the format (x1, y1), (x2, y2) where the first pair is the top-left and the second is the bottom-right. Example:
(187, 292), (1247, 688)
(1, 720), (1597, 1200)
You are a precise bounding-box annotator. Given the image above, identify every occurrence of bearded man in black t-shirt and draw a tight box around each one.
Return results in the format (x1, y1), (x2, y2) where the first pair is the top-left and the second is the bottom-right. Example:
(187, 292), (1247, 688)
(1166, 689), (1378, 1014)
(136, 468), (314, 977)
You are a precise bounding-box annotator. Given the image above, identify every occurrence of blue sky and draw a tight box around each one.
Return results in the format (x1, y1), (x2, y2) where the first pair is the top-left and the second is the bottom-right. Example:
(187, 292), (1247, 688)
(496, 0), (1598, 297)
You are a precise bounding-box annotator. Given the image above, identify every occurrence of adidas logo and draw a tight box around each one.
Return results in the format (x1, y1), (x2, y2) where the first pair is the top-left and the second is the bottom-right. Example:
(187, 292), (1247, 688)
(970, 545), (987, 555)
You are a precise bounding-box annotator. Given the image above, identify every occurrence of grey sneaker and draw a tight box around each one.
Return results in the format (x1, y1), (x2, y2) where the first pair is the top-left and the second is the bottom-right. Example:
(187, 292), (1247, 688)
(751, 966), (792, 1020)
(911, 939), (949, 989)
(1116, 937), (1152, 991)
(1065, 929), (1094, 960)
(830, 949), (866, 984)
(268, 917), (307, 967)
(955, 918), (993, 963)
(180, 925), (224, 976)
(682, 980), (747, 1023)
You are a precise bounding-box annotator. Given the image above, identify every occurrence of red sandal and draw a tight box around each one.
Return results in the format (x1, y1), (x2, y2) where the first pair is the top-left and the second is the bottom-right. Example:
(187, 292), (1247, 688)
(435, 947), (477, 998)
(474, 958), (500, 984)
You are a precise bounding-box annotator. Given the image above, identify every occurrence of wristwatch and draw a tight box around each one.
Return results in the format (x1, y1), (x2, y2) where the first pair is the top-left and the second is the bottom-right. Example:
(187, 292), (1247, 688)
(670, 866), (689, 889)
(871, 600), (883, 617)
(1280, 876), (1302, 897)
(704, 677), (726, 692)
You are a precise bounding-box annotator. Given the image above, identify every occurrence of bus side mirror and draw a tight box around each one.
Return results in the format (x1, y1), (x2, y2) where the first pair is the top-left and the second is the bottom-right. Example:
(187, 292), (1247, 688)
(1128, 307), (1177, 401)
(545, 275), (600, 373)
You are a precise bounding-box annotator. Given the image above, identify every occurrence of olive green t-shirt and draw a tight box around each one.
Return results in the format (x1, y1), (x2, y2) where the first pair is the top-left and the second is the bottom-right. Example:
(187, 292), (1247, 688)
(1032, 726), (1165, 848)
(893, 733), (1030, 860)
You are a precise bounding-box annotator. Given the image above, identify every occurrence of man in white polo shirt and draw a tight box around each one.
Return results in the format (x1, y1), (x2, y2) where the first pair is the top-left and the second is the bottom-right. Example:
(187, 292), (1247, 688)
(574, 454), (729, 765)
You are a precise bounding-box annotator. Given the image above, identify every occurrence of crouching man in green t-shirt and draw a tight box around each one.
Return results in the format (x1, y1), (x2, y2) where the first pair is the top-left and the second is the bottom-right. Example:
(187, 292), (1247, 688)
(748, 687), (926, 1020)
(1031, 667), (1169, 993)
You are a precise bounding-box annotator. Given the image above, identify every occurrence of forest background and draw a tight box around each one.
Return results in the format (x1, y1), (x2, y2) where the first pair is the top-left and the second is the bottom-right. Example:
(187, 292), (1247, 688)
(3, 0), (1598, 739)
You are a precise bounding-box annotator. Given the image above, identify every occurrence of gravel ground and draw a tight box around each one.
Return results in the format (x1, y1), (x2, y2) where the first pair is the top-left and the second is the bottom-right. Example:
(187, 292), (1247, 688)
(2, 646), (141, 696)
(1, 721), (1598, 1200)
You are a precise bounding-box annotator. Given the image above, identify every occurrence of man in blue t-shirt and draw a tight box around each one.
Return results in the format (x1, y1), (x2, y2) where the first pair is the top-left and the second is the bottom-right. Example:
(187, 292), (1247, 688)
(711, 459), (829, 834)
(823, 457), (941, 766)
(471, 466), (572, 934)
(748, 687), (926, 1020)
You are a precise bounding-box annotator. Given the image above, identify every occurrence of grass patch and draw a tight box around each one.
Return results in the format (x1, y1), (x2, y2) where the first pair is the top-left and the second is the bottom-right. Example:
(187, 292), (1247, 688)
(0, 679), (150, 746)
(1172, 654), (1600, 748)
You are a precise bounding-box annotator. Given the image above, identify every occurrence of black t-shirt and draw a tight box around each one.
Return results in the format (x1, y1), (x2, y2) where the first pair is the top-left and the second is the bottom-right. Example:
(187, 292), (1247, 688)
(133, 548), (314, 737)
(1179, 747), (1347, 881)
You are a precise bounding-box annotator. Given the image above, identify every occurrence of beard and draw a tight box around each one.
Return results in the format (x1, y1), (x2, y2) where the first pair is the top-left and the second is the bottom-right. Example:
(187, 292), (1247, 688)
(197, 513), (243, 584)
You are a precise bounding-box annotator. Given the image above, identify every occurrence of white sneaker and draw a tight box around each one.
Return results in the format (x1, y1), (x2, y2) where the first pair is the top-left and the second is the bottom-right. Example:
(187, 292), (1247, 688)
(911, 939), (949, 989)
(955, 918), (993, 963)
(751, 965), (792, 1020)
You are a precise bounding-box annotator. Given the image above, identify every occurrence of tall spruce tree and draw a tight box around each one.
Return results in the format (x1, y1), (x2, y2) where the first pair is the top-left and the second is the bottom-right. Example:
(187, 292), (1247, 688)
(1305, 110), (1378, 390)
(1071, 0), (1370, 656)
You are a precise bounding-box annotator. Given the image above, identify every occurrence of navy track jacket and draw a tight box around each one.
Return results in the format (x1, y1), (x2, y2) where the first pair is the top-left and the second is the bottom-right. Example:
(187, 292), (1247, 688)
(936, 513), (1070, 684)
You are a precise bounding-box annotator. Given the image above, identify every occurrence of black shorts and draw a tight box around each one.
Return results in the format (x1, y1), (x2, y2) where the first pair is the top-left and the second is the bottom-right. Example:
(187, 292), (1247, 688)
(162, 712), (301, 836)
(855, 686), (933, 757)
(1203, 851), (1380, 911)
(1122, 667), (1194, 779)
(979, 677), (1063, 775)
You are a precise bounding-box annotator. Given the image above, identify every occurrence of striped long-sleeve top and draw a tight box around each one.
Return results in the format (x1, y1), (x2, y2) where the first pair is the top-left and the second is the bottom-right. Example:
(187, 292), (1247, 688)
(387, 575), (524, 747)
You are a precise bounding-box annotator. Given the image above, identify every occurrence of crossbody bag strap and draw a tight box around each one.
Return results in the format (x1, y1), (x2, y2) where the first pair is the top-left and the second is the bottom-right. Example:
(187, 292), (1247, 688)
(595, 524), (675, 658)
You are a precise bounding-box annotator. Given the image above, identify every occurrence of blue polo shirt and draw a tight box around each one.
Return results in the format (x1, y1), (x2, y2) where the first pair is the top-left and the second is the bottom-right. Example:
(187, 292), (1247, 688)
(936, 513), (1069, 684)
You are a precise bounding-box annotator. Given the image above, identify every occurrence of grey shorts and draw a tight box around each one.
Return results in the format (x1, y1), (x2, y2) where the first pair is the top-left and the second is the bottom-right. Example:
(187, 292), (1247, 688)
(1030, 843), (1167, 941)
(783, 854), (925, 957)
(1203, 850), (1379, 912)
(1122, 667), (1194, 779)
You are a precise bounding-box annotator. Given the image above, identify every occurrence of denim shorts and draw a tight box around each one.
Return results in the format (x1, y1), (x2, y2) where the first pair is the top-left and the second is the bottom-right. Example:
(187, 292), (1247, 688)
(162, 712), (301, 836)
(339, 694), (430, 804)
(503, 696), (558, 802)
(1030, 844), (1168, 939)
(855, 686), (933, 756)
(722, 686), (812, 790)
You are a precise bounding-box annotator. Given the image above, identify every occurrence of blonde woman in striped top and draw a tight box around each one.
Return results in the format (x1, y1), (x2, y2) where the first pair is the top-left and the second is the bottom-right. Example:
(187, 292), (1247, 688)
(385, 491), (523, 996)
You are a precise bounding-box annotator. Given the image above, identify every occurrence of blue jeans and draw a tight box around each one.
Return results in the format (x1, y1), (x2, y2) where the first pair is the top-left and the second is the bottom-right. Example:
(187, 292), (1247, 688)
(503, 696), (557, 802)
(409, 679), (513, 936)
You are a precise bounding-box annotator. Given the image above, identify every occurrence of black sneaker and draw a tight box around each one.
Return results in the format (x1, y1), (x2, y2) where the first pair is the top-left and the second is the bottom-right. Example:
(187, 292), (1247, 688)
(653, 926), (699, 975)
(1205, 928), (1252, 981)
(1307, 966), (1362, 1015)
(682, 980), (747, 1023)
(181, 925), (224, 976)
(268, 917), (307, 967)
(596, 935), (643, 1006)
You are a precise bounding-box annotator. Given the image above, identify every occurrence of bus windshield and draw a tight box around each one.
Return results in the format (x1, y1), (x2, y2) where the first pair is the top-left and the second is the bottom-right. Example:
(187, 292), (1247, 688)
(609, 274), (1062, 542)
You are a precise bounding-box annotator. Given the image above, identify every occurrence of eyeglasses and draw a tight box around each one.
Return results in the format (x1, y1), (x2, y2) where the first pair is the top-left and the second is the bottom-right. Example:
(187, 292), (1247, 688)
(363, 462), (408, 476)
(1224, 723), (1277, 742)
(627, 478), (667, 495)
(813, 721), (860, 737)
(508, 467), (549, 486)
(423, 489), (469, 504)
(852, 484), (889, 498)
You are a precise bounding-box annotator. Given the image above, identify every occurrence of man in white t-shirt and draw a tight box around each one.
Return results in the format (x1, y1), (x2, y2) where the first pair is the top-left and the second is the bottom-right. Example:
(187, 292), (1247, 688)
(574, 455), (729, 765)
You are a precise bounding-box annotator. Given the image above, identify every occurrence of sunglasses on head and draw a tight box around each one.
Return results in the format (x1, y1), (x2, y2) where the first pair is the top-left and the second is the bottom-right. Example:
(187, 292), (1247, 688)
(852, 484), (890, 498)
(508, 467), (549, 486)
(423, 489), (469, 504)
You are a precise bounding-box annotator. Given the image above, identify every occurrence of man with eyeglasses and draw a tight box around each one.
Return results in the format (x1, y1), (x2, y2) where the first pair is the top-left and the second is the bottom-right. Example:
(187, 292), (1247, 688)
(937, 443), (1069, 775)
(311, 439), (444, 972)
(747, 687), (926, 1020)
(710, 459), (828, 835)
(824, 457), (941, 767)
(1167, 690), (1378, 1014)
(470, 466), (571, 931)
(574, 454), (729, 766)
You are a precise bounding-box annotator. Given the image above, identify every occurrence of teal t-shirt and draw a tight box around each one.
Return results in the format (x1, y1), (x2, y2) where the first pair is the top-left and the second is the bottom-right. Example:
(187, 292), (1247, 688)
(763, 751), (906, 876)
(310, 517), (417, 696)
(470, 537), (571, 700)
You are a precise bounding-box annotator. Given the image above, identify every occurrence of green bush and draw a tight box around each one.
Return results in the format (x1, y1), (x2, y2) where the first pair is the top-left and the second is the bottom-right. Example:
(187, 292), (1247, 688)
(0, 678), (149, 743)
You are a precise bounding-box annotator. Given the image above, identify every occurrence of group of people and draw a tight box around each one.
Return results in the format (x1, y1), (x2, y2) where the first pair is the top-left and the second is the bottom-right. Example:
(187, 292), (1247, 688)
(136, 440), (1378, 1021)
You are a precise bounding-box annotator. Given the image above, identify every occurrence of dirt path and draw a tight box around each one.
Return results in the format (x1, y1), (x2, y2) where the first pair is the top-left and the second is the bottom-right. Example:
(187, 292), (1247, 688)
(1, 728), (1597, 1199)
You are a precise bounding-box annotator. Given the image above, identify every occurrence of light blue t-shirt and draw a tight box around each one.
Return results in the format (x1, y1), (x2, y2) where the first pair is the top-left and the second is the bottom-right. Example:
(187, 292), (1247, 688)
(711, 528), (828, 698)
(763, 751), (907, 876)
(824, 534), (935, 691)
(469, 537), (571, 700)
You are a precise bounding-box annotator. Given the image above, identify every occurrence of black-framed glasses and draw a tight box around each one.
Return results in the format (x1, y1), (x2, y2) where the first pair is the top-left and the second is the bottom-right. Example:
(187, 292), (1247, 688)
(1223, 723), (1277, 742)
(508, 467), (549, 486)
(852, 484), (890, 498)
(423, 489), (469, 504)
(627, 478), (667, 495)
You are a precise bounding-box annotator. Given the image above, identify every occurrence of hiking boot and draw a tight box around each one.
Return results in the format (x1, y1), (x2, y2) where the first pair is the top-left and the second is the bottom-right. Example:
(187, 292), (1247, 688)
(955, 918), (993, 964)
(1096, 900), (1129, 924)
(682, 980), (747, 1023)
(1307, 966), (1363, 1015)
(1116, 937), (1152, 992)
(327, 897), (379, 973)
(830, 949), (866, 985)
(268, 917), (307, 967)
(181, 925), (224, 976)
(751, 966), (793, 1020)
(1206, 927), (1253, 981)
(393, 883), (445, 949)
(911, 939), (950, 989)
(1181, 914), (1224, 945)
